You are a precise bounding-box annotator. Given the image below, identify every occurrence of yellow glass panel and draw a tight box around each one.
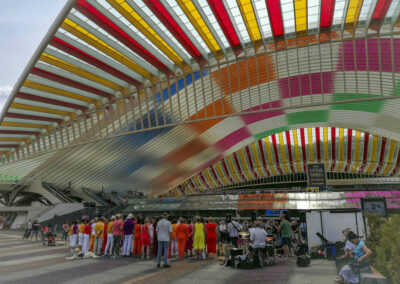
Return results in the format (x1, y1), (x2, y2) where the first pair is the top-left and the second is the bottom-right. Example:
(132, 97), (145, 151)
(108, 0), (185, 69)
(308, 128), (314, 162)
(1, 121), (49, 129)
(227, 156), (241, 182)
(251, 143), (265, 178)
(345, 0), (364, 23)
(193, 175), (204, 190)
(239, 149), (253, 180)
(204, 169), (217, 188)
(0, 138), (29, 143)
(40, 54), (124, 91)
(292, 129), (302, 172)
(352, 131), (361, 172)
(366, 136), (379, 174)
(278, 133), (289, 173)
(176, 0), (222, 59)
(294, 0), (307, 32)
(337, 128), (344, 171)
(323, 127), (329, 169)
(264, 137), (277, 175)
(11, 103), (72, 117)
(237, 0), (262, 43)
(216, 163), (229, 185)
(24, 80), (95, 104)
(382, 141), (396, 176)
(62, 18), (154, 81)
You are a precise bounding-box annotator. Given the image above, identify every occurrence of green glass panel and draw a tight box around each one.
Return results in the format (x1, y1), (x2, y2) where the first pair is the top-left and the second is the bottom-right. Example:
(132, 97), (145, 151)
(286, 110), (329, 125)
(331, 93), (384, 113)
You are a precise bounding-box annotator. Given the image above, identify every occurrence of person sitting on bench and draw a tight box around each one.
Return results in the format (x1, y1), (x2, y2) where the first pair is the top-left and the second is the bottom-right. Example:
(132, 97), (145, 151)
(335, 232), (372, 283)
(249, 221), (267, 268)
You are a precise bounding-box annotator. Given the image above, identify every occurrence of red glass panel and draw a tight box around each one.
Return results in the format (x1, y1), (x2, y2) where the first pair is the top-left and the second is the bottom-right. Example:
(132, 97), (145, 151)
(320, 0), (335, 28)
(372, 0), (392, 19)
(76, 0), (169, 74)
(144, 0), (203, 61)
(208, 0), (241, 48)
(265, 0), (284, 37)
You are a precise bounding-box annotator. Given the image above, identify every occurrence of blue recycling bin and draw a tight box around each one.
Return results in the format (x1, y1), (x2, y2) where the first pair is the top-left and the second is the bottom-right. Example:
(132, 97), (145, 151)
(325, 244), (337, 260)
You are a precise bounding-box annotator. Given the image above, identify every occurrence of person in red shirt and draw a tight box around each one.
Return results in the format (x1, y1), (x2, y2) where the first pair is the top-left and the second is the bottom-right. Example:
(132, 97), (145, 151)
(82, 220), (91, 253)
(205, 217), (218, 254)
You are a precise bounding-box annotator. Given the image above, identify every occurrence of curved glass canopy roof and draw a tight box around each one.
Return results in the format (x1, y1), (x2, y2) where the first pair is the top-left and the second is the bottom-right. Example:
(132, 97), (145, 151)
(172, 127), (400, 195)
(1, 0), (400, 197)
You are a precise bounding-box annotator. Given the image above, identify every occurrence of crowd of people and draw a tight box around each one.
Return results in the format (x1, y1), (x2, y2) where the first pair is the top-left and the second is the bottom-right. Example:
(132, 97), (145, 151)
(50, 211), (306, 267)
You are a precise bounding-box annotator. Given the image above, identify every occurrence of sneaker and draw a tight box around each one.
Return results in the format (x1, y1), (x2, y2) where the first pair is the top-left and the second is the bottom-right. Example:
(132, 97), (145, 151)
(163, 264), (171, 268)
(157, 263), (160, 268)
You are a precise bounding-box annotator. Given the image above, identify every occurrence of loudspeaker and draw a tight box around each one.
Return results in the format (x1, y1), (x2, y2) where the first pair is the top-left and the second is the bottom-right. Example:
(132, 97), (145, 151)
(226, 214), (231, 223)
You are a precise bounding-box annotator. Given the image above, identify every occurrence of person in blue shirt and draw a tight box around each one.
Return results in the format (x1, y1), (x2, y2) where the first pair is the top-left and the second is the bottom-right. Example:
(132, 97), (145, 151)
(336, 232), (372, 283)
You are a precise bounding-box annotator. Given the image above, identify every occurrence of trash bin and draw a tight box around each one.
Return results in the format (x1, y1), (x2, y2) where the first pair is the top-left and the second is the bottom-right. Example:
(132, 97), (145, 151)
(325, 244), (337, 260)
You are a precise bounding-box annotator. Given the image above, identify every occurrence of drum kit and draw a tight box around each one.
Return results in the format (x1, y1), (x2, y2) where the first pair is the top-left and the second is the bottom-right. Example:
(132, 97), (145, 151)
(237, 231), (276, 265)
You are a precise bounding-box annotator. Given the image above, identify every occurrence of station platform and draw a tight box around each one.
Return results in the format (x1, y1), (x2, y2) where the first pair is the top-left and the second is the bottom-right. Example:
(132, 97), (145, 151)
(0, 230), (337, 284)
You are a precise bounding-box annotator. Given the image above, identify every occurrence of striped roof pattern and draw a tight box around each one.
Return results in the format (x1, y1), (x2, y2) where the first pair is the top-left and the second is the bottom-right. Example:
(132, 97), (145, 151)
(1, 0), (400, 196)
(172, 127), (400, 195)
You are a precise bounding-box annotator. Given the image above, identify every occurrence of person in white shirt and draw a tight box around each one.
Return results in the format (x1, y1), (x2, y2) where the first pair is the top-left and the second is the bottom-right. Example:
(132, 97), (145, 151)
(250, 222), (267, 249)
(228, 218), (242, 247)
(156, 213), (172, 268)
(219, 220), (227, 243)
(248, 222), (268, 268)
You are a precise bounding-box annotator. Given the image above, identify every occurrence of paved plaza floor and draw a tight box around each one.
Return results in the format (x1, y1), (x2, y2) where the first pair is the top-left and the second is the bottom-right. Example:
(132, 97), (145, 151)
(0, 230), (337, 284)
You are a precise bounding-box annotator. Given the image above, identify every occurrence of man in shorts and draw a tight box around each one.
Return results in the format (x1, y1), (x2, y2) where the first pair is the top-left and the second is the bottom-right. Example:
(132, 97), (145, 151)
(279, 213), (291, 259)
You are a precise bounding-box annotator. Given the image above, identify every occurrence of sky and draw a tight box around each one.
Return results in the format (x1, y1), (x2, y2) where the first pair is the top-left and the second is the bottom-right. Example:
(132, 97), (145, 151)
(0, 0), (67, 113)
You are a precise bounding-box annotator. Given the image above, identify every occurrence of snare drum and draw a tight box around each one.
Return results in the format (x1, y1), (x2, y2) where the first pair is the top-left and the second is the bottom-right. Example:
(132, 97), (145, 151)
(239, 232), (250, 239)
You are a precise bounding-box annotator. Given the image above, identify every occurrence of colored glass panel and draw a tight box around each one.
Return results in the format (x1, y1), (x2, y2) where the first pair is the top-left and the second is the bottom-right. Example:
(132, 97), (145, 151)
(320, 0), (335, 27)
(207, 0), (241, 48)
(61, 18), (154, 81)
(176, 0), (222, 59)
(107, 0), (185, 68)
(345, 0), (364, 25)
(266, 0), (284, 36)
(294, 0), (307, 32)
(237, 0), (262, 43)
(144, 0), (203, 60)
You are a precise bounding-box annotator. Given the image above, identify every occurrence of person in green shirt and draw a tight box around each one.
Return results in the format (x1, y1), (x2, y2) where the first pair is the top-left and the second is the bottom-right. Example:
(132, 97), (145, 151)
(279, 213), (291, 258)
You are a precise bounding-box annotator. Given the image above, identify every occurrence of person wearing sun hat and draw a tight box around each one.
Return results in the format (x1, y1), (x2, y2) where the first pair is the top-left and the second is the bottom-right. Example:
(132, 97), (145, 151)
(336, 232), (372, 283)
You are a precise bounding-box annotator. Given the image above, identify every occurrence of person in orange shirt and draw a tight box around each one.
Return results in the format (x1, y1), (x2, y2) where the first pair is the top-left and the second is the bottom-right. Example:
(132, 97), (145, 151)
(176, 218), (189, 258)
(205, 217), (218, 255)
(89, 218), (97, 252)
(170, 219), (178, 257)
(94, 217), (105, 255)
(133, 218), (141, 257)
(78, 220), (85, 248)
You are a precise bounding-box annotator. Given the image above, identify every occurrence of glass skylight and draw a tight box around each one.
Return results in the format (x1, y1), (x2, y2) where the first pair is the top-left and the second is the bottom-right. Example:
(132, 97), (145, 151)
(253, 0), (273, 38)
(223, 0), (251, 43)
(281, 0), (295, 34)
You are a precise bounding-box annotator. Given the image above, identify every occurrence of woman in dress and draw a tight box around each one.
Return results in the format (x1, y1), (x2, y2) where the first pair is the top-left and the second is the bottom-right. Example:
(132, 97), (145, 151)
(133, 218), (142, 257)
(186, 219), (194, 257)
(336, 232), (372, 283)
(205, 217), (217, 255)
(141, 218), (151, 259)
(176, 218), (189, 258)
(193, 217), (207, 260)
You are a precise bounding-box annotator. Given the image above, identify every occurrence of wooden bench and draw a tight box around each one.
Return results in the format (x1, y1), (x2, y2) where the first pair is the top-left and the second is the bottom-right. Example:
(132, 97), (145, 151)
(335, 259), (388, 284)
(359, 266), (388, 284)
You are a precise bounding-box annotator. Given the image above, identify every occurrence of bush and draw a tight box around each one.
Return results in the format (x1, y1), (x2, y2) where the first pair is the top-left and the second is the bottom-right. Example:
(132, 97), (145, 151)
(366, 213), (400, 283)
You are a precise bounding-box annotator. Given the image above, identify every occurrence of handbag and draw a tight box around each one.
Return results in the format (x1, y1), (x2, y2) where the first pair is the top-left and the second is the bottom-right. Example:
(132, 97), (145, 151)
(349, 259), (369, 274)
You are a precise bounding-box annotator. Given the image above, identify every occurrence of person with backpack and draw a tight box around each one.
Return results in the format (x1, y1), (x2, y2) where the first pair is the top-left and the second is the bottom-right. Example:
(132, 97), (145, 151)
(228, 218), (242, 247)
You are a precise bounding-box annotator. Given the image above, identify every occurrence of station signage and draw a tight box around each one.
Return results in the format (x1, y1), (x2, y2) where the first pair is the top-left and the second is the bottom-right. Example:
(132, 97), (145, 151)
(307, 163), (327, 188)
